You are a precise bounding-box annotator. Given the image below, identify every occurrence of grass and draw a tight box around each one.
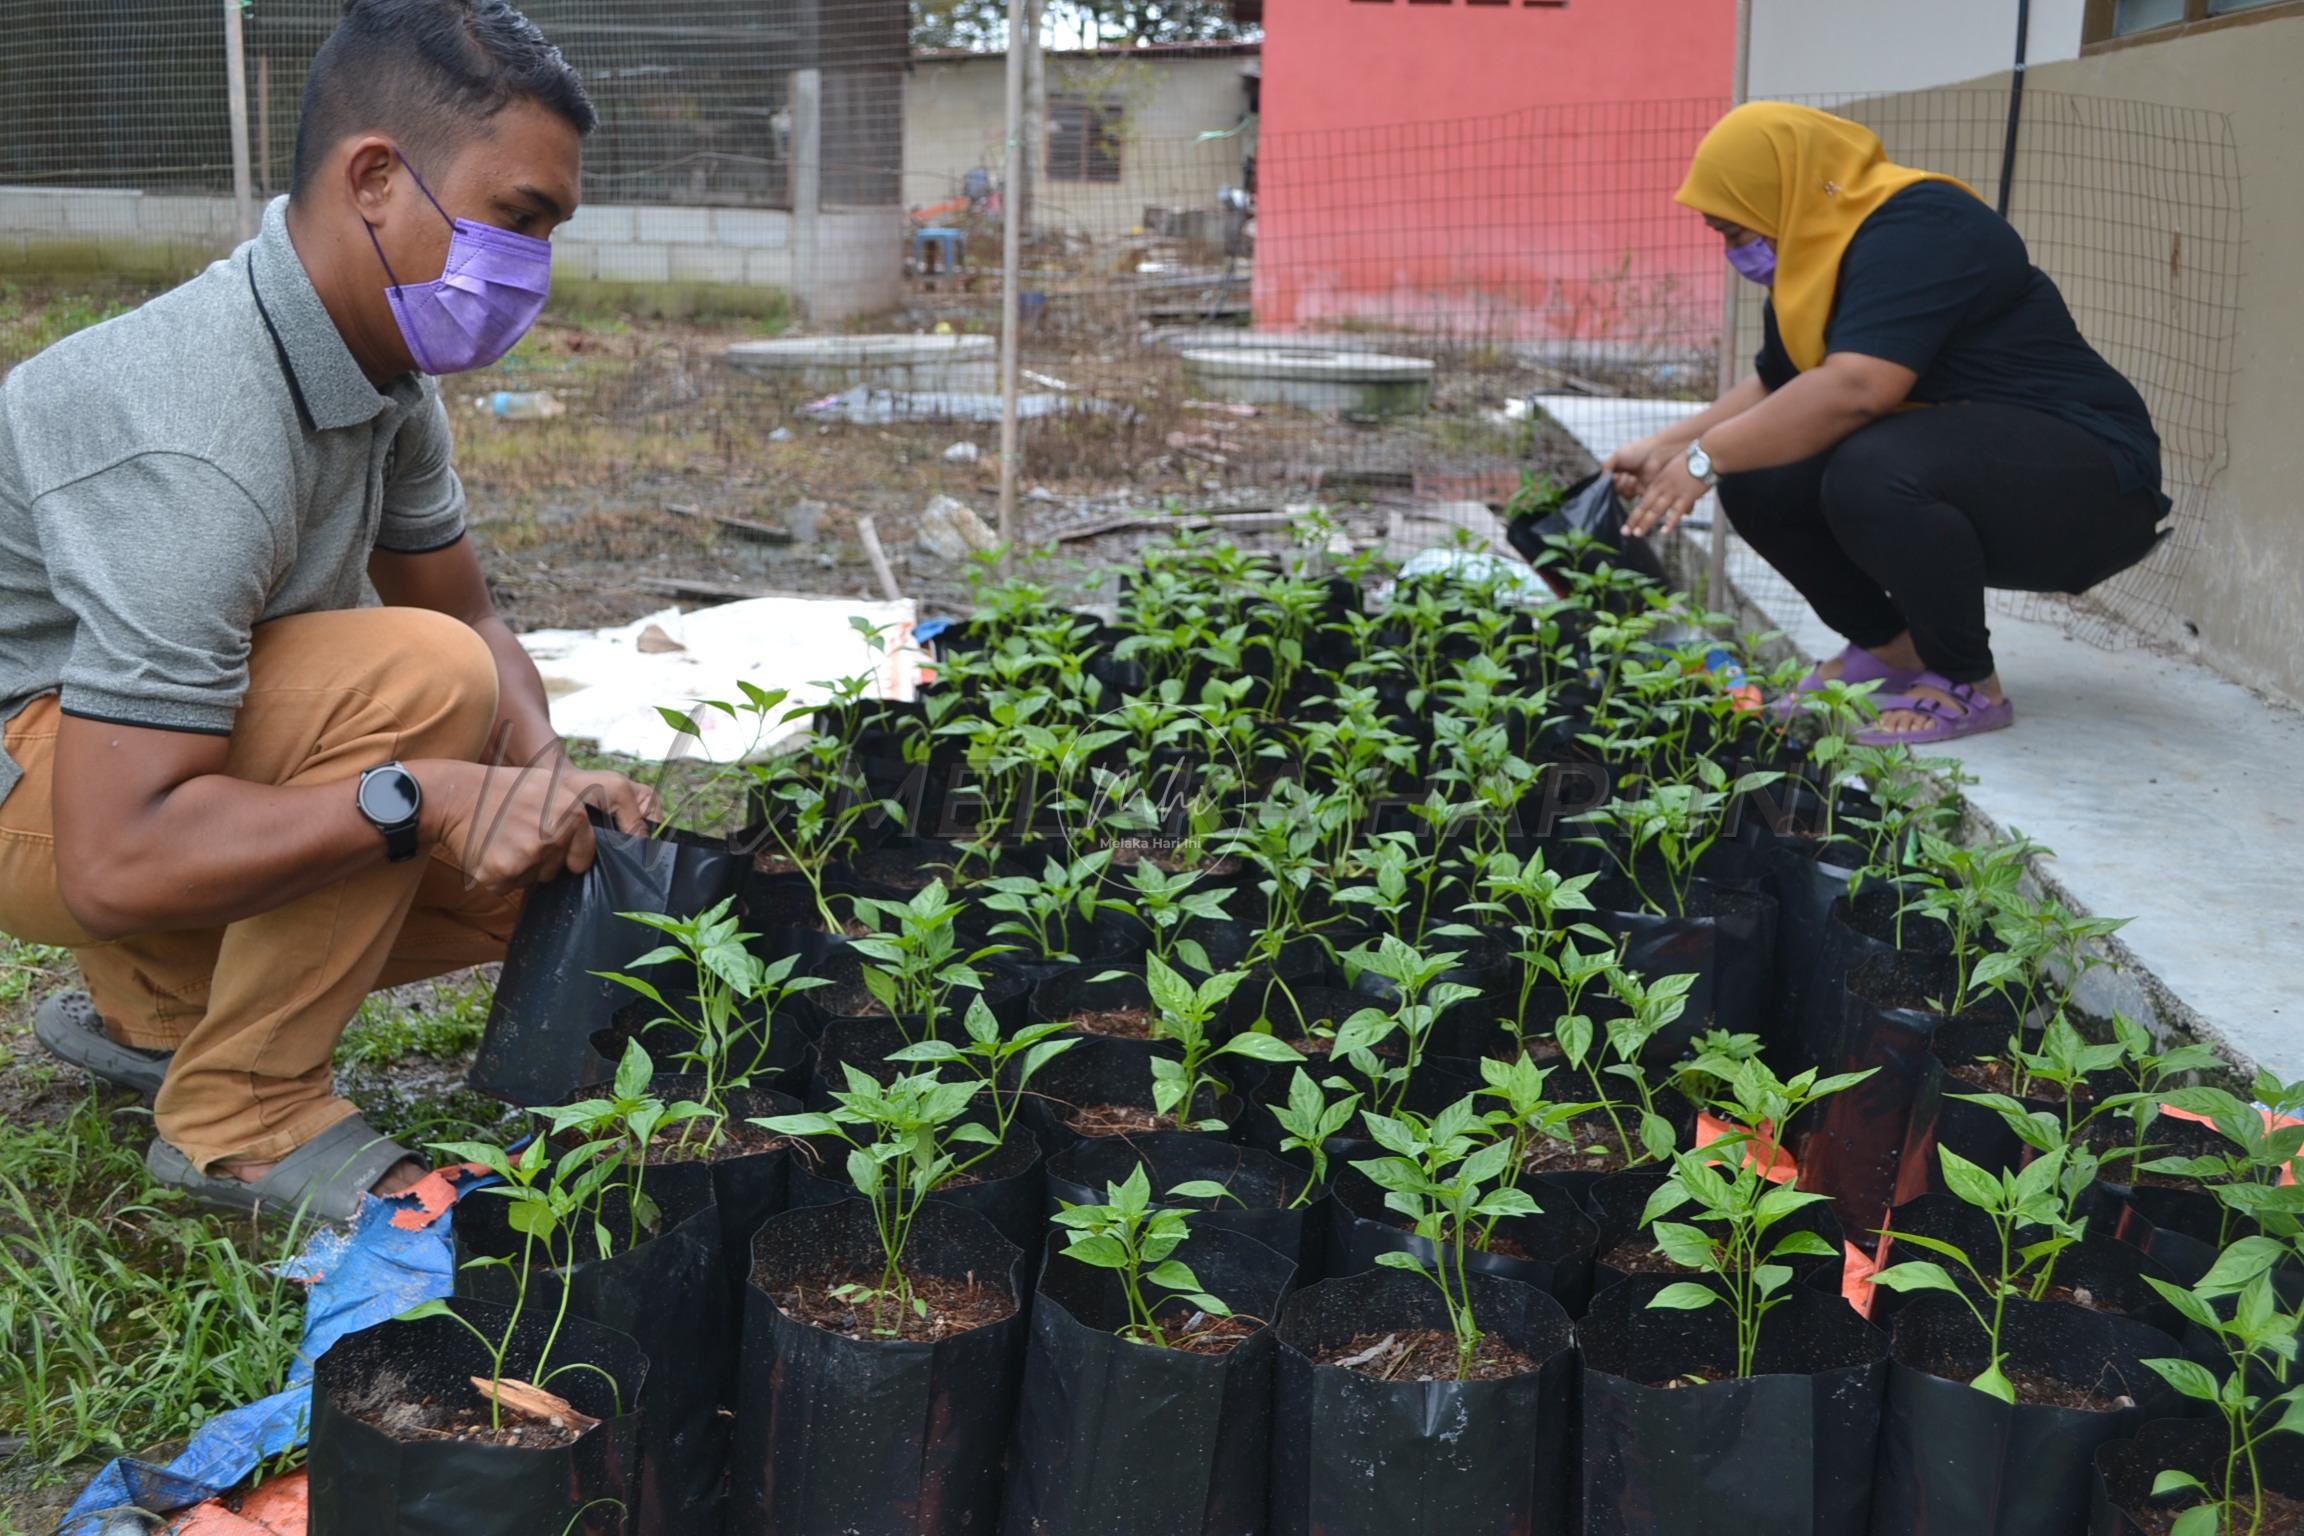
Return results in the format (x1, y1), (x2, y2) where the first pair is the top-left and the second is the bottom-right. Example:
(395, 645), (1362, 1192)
(334, 976), (493, 1067)
(0, 1096), (313, 1472)
(0, 943), (510, 1521)
(0, 940), (67, 1011)
(0, 279), (145, 371)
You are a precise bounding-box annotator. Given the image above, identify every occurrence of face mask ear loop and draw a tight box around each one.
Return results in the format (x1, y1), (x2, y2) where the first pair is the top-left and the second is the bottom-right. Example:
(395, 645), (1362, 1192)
(392, 147), (458, 227)
(363, 183), (438, 375)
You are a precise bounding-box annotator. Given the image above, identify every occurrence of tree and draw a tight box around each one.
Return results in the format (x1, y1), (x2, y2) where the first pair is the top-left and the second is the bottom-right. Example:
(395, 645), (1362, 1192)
(911, 0), (1256, 51)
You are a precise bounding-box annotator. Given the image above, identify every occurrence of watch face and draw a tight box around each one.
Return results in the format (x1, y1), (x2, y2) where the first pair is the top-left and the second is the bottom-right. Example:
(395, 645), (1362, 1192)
(359, 767), (421, 826)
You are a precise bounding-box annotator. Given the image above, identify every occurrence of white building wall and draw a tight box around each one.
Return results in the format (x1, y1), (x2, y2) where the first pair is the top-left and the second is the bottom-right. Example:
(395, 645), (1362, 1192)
(905, 52), (1253, 242)
(0, 190), (903, 324)
(1746, 0), (2087, 98)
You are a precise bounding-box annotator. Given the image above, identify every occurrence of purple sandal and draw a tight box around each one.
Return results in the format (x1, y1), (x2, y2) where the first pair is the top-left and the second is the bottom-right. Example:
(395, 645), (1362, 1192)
(1768, 643), (1921, 719)
(1855, 672), (2015, 746)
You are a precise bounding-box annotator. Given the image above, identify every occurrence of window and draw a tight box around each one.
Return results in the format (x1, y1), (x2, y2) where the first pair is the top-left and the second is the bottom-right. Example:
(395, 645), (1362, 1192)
(1048, 99), (1122, 183)
(2086, 0), (2304, 44)
(2114, 0), (2184, 27)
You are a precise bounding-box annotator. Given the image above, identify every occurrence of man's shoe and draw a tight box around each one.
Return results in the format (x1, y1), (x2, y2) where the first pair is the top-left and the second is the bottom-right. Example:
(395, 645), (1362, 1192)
(32, 992), (173, 1095)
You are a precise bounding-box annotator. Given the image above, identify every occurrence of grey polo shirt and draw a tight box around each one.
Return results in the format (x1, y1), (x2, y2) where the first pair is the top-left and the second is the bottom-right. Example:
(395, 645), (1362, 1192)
(0, 195), (467, 809)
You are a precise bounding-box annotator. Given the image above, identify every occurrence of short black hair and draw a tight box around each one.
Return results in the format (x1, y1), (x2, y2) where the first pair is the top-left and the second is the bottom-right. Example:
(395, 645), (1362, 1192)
(290, 0), (595, 199)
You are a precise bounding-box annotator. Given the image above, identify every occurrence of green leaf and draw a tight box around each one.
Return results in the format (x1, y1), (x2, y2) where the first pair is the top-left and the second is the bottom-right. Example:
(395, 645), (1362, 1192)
(1970, 1362), (2017, 1404)
(1936, 1148), (2004, 1212)
(754, 1112), (842, 1138)
(2151, 1469), (2210, 1499)
(1221, 1031), (1307, 1066)
(1146, 1260), (1205, 1293)
(2168, 1506), (2221, 1536)
(1062, 1233), (1133, 1271)
(2196, 1235), (2287, 1296)
(2141, 1356), (2222, 1403)
(1372, 1250), (1430, 1276)
(1867, 1261), (1964, 1298)
(1767, 1230), (1840, 1262)
(1650, 1222), (1720, 1271)
(1645, 1282), (1722, 1312)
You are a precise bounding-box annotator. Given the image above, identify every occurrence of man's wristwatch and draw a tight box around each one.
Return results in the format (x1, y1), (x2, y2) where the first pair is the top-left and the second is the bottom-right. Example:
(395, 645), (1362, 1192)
(1685, 439), (1720, 489)
(356, 762), (424, 864)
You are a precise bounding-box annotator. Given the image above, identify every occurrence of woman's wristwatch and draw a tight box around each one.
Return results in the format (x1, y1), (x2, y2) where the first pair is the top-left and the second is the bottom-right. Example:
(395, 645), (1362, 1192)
(1685, 440), (1720, 489)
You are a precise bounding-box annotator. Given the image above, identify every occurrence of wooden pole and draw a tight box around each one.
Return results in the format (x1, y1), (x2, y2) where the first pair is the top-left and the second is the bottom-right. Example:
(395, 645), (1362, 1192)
(996, 0), (1026, 570)
(224, 0), (256, 241)
(1706, 0), (1753, 606)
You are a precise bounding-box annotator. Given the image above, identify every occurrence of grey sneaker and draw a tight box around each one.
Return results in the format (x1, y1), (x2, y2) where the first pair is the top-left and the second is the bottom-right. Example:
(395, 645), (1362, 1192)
(32, 991), (172, 1095)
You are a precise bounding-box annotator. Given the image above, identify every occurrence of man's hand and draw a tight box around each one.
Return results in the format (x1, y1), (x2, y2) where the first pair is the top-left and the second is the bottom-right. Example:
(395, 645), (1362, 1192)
(1602, 435), (1677, 500)
(412, 758), (656, 897)
(1624, 453), (1708, 540)
(561, 764), (661, 835)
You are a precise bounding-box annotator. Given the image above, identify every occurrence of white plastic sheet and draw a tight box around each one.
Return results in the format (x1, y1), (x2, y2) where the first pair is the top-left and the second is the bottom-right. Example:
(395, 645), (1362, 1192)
(518, 595), (922, 762)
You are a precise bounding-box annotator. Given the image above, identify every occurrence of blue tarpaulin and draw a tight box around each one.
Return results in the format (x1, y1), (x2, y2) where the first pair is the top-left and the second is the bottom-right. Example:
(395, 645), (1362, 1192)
(57, 1191), (463, 1536)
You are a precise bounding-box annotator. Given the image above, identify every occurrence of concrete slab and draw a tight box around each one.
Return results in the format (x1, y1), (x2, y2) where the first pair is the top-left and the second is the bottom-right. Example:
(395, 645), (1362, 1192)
(1544, 395), (2304, 1077)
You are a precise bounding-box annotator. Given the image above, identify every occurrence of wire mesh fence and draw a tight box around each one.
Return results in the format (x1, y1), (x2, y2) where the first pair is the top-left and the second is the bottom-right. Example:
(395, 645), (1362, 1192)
(0, 6), (2245, 653)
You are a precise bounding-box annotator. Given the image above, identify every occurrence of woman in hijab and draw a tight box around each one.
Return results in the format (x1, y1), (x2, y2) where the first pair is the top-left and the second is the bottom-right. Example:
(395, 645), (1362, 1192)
(1605, 102), (2167, 745)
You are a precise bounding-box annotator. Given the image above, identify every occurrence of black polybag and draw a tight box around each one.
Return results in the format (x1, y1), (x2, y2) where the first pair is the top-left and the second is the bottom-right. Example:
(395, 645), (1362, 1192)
(1324, 1164), (1597, 1316)
(643, 1075), (804, 1305)
(1579, 1278), (1889, 1536)
(1585, 1167), (1845, 1303)
(1504, 469), (1667, 587)
(1866, 1193), (2183, 1340)
(1870, 1294), (2181, 1536)
(727, 1199), (1028, 1536)
(1045, 1131), (1327, 1283)
(1586, 875), (1779, 1061)
(1002, 1226), (1297, 1536)
(2091, 1418), (2304, 1535)
(455, 1168), (730, 1536)
(1270, 1267), (1576, 1536)
(789, 1124), (1048, 1254)
(308, 1296), (645, 1536)
(470, 819), (747, 1105)
(1797, 950), (2029, 1229)
(1018, 1035), (1240, 1154)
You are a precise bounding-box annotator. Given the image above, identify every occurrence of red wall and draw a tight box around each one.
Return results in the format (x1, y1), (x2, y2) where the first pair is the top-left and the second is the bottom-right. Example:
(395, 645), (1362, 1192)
(1254, 0), (1736, 345)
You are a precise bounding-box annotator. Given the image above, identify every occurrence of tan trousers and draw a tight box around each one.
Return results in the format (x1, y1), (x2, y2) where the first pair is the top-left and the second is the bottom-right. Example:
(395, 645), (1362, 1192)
(0, 608), (523, 1171)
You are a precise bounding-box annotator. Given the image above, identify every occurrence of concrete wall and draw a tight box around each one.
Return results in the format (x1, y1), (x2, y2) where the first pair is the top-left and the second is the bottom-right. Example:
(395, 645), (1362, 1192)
(1741, 6), (2304, 706)
(904, 51), (1254, 241)
(2024, 21), (2304, 707)
(0, 188), (906, 324)
(1747, 0), (2085, 98)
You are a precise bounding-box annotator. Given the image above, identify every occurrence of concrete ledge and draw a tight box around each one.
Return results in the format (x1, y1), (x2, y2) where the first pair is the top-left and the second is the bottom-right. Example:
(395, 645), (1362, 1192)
(1565, 393), (2304, 1080)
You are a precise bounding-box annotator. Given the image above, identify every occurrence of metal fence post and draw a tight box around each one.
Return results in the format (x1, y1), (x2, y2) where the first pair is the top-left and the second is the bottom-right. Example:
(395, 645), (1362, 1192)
(1706, 0), (1753, 606)
(224, 0), (256, 241)
(997, 0), (1026, 569)
(789, 68), (822, 322)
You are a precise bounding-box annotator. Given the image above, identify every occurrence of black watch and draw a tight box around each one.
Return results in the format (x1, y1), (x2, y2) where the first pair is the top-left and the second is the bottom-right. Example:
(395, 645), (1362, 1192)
(356, 761), (424, 864)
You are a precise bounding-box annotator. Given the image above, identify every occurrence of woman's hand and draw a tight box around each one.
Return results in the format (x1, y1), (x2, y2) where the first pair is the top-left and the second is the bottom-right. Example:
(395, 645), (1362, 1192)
(1624, 452), (1707, 540)
(1602, 435), (1676, 499)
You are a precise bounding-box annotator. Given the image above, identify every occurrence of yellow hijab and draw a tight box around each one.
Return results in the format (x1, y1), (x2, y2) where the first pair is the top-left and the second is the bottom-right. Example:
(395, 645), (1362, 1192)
(1675, 102), (1977, 373)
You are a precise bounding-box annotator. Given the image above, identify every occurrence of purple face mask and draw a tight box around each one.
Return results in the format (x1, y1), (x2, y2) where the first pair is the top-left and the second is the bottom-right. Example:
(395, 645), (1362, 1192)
(1726, 237), (1777, 287)
(366, 151), (552, 375)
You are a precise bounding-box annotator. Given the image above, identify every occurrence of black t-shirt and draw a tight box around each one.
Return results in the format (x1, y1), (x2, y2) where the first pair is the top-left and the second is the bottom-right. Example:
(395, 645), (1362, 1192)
(1755, 182), (2165, 504)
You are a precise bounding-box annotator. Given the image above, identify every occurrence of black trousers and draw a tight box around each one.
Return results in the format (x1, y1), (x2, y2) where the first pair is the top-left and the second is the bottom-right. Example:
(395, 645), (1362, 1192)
(1715, 403), (2164, 682)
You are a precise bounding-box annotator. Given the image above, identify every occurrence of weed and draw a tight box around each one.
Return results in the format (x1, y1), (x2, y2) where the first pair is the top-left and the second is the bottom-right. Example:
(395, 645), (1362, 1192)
(0, 1097), (310, 1470)
(335, 976), (493, 1066)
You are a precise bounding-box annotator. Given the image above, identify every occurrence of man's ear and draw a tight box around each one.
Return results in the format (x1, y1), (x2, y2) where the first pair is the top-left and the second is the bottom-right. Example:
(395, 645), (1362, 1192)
(344, 135), (399, 222)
